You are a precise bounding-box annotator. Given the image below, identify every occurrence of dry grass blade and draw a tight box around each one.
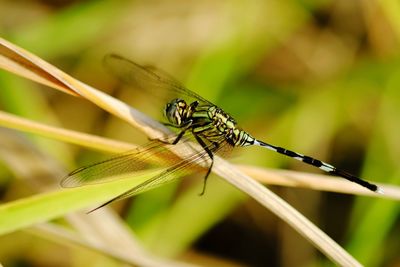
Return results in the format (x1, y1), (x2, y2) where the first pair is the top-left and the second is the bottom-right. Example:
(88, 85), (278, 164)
(0, 110), (135, 154)
(67, 211), (198, 267)
(238, 165), (400, 200)
(29, 222), (197, 267)
(0, 37), (78, 96)
(214, 159), (363, 267)
(0, 37), (365, 266)
(1, 110), (399, 199)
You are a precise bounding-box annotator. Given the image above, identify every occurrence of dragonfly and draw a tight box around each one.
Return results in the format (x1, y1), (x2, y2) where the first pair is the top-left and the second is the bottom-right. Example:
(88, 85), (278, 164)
(61, 54), (382, 212)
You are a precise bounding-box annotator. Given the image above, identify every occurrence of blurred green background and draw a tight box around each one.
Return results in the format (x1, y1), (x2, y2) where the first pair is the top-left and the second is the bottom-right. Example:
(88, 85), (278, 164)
(0, 0), (399, 266)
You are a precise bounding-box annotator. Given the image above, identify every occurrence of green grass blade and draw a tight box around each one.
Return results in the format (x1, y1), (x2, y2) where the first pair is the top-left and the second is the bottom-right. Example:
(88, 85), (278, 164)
(0, 171), (154, 236)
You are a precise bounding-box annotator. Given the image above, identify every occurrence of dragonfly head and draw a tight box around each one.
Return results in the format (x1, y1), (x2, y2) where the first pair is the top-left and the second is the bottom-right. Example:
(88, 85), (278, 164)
(164, 98), (187, 126)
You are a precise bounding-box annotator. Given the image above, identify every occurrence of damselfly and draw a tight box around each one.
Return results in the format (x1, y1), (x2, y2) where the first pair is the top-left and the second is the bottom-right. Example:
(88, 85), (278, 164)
(62, 55), (382, 212)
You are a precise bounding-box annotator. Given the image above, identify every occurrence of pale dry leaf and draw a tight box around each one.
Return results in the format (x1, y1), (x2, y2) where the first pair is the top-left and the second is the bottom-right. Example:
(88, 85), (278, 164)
(0, 37), (78, 96)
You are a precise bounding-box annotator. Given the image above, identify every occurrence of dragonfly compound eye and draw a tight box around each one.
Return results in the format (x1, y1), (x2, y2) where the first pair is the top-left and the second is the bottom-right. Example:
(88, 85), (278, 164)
(165, 99), (187, 126)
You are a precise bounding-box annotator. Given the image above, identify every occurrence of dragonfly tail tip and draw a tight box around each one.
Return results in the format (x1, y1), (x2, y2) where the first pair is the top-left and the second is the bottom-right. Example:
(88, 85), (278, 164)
(376, 187), (384, 194)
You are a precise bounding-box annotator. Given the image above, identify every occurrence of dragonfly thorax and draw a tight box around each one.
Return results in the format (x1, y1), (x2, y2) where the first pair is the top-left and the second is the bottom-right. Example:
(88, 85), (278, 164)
(164, 98), (256, 147)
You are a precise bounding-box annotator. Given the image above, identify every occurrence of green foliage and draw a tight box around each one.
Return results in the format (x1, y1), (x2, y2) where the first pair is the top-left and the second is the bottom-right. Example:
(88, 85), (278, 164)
(0, 0), (399, 266)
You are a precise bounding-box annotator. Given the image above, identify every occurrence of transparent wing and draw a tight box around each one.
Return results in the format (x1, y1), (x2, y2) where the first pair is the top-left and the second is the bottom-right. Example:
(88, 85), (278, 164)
(61, 140), (171, 188)
(103, 54), (214, 106)
(62, 133), (230, 191)
(89, 136), (231, 211)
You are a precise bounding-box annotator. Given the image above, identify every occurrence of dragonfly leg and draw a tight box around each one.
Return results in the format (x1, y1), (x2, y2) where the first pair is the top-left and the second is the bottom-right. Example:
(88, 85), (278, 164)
(193, 135), (215, 196)
(146, 122), (179, 142)
(170, 120), (193, 144)
(162, 122), (178, 127)
(149, 120), (194, 144)
(172, 129), (187, 144)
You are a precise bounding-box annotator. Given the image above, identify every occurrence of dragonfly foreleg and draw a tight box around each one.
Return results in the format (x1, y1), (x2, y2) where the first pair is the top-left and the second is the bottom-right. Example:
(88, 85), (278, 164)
(151, 120), (194, 145)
